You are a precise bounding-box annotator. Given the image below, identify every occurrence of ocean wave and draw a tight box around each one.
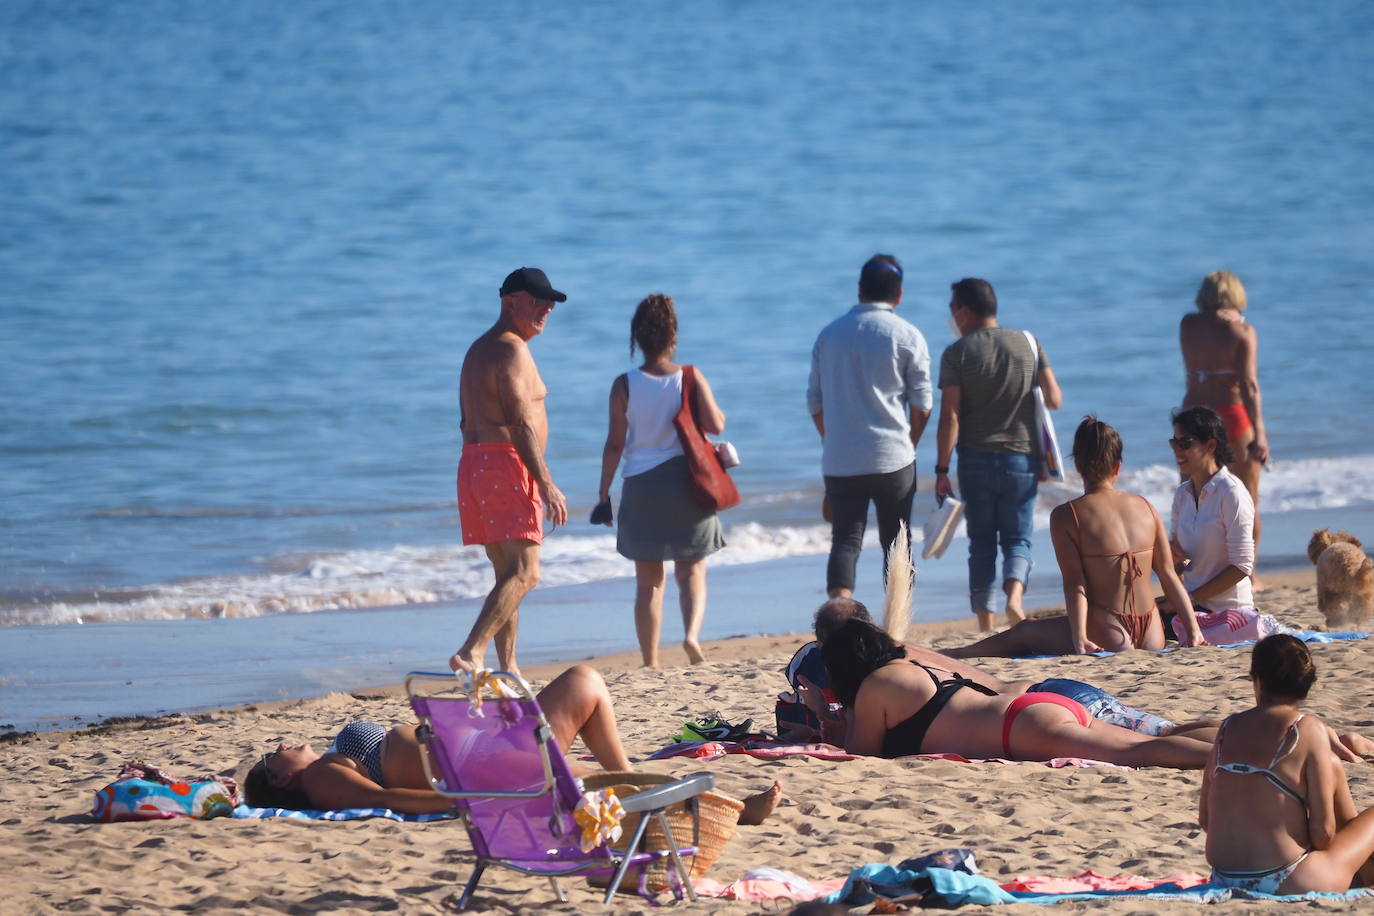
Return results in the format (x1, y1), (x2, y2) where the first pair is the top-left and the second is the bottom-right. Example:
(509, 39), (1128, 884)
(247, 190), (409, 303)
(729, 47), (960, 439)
(5, 454), (1370, 627)
(0, 522), (845, 627)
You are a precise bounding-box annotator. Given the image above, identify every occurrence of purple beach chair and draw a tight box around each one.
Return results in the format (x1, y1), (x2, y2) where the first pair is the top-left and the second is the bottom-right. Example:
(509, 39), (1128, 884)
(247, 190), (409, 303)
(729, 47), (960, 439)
(405, 670), (714, 908)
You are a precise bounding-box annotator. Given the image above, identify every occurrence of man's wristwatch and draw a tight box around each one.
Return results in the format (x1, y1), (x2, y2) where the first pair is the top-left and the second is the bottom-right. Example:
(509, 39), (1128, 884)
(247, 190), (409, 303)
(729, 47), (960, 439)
(934, 466), (950, 475)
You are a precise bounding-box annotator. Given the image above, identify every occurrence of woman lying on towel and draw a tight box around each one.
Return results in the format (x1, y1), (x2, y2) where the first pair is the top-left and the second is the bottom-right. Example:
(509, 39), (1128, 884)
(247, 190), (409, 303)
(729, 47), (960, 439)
(819, 617), (1214, 768)
(1200, 635), (1374, 894)
(244, 665), (633, 814)
(796, 597), (1217, 744)
(244, 664), (783, 822)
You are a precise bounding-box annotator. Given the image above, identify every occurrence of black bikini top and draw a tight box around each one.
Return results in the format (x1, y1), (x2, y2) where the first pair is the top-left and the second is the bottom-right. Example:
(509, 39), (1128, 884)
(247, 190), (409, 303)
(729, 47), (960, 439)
(880, 660), (998, 758)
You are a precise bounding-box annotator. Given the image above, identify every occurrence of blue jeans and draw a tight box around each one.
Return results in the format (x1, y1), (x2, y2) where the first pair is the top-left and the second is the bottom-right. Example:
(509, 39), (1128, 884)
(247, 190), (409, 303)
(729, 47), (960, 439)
(957, 448), (1037, 613)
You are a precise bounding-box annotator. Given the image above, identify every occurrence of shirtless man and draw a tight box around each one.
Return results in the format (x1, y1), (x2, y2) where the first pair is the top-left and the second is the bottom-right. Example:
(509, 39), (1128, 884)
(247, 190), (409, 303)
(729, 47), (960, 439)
(450, 267), (569, 676)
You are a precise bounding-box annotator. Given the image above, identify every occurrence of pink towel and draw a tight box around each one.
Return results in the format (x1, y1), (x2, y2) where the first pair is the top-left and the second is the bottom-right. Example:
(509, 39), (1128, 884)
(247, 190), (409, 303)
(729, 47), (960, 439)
(649, 741), (1128, 768)
(1001, 870), (1210, 892)
(692, 870), (847, 902)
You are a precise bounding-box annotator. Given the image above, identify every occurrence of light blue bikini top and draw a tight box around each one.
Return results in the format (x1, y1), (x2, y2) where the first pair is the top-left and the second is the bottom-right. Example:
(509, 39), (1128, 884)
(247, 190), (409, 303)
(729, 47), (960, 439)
(1213, 714), (1307, 807)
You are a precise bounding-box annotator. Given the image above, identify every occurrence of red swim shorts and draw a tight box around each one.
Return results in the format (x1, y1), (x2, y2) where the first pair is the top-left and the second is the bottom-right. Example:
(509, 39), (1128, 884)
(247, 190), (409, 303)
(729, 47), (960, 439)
(457, 443), (544, 546)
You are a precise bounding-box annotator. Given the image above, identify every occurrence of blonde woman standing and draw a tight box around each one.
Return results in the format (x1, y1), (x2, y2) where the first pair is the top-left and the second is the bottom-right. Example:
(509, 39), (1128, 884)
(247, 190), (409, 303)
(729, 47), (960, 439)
(1180, 270), (1267, 560)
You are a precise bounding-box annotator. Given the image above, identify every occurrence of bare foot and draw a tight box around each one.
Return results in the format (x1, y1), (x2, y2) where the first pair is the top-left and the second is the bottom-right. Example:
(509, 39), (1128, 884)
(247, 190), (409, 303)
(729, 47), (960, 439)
(1252, 575), (1268, 593)
(449, 650), (477, 674)
(738, 780), (782, 826)
(975, 609), (995, 632)
(1004, 607), (1026, 626)
(683, 639), (706, 665)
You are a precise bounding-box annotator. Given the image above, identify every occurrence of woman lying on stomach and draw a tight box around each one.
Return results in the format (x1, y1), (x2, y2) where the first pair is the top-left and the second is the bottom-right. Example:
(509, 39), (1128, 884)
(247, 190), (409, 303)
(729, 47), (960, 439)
(820, 617), (1213, 768)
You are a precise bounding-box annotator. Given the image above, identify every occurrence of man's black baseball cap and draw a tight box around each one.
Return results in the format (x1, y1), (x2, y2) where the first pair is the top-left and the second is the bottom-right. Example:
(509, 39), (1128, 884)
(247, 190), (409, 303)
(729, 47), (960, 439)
(500, 267), (567, 302)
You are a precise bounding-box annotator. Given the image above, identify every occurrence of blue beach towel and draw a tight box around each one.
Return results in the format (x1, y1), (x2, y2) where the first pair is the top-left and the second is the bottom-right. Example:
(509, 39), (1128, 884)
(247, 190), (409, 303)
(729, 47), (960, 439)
(825, 864), (1374, 906)
(1025, 629), (1368, 660)
(232, 803), (455, 822)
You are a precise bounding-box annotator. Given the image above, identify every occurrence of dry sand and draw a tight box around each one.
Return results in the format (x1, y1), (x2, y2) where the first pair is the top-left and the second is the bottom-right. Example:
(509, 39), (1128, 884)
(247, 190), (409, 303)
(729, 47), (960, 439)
(4, 569), (1372, 914)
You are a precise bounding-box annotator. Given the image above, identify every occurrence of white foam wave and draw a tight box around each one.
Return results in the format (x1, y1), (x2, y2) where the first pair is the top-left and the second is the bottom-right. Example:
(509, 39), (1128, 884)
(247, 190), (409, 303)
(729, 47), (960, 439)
(7, 454), (1370, 627)
(0, 521), (847, 627)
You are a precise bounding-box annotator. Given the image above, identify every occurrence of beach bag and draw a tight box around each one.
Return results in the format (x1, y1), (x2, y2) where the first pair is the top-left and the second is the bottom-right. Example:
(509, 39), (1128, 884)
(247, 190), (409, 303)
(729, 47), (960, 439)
(91, 761), (239, 822)
(1022, 331), (1064, 483)
(775, 642), (838, 736)
(673, 365), (740, 512)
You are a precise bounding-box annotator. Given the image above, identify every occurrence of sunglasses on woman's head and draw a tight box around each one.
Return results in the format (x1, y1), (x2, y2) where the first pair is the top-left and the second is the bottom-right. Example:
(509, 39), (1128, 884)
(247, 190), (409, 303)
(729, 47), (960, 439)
(260, 751), (278, 784)
(1168, 436), (1198, 450)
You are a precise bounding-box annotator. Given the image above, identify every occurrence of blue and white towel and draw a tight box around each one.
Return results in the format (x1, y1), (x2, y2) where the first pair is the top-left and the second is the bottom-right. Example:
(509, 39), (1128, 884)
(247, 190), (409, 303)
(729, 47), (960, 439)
(233, 804), (455, 822)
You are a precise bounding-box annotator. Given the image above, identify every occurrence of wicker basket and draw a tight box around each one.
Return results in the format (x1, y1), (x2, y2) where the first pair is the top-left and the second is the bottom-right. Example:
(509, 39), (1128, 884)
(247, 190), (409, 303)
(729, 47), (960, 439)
(581, 771), (743, 892)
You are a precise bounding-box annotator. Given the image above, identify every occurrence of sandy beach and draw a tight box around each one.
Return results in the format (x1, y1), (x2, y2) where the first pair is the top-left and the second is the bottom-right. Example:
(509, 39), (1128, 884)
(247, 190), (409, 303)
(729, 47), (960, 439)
(4, 568), (1371, 914)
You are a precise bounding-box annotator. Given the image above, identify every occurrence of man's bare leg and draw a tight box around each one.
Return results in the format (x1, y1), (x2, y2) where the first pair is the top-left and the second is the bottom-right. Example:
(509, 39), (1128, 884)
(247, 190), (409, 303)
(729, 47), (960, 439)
(450, 539), (539, 674)
(975, 608), (996, 632)
(675, 557), (708, 664)
(494, 608), (520, 680)
(634, 560), (666, 667)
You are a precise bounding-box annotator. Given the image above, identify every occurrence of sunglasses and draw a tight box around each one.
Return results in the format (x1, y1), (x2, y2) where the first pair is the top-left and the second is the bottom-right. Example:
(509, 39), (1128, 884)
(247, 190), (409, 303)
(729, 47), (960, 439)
(1168, 436), (1198, 451)
(260, 750), (278, 784)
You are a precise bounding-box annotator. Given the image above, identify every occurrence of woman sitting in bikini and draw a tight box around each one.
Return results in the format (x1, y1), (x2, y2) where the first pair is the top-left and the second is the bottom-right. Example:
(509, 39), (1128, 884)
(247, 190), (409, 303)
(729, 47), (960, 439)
(818, 616), (1212, 767)
(1200, 634), (1374, 894)
(944, 417), (1206, 658)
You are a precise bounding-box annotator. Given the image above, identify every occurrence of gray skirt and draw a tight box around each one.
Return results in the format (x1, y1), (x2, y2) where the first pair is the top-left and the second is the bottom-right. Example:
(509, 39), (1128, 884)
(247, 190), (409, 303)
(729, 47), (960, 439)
(616, 455), (726, 562)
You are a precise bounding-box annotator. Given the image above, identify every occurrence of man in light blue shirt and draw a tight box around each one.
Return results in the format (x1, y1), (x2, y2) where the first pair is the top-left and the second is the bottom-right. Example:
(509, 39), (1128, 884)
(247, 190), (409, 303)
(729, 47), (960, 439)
(807, 254), (933, 598)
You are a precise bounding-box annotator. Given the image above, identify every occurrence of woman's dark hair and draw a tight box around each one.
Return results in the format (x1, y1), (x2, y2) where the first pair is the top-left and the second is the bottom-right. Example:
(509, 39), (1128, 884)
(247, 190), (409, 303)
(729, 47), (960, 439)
(1071, 415), (1123, 486)
(630, 293), (677, 359)
(1250, 634), (1316, 701)
(243, 759), (314, 810)
(1171, 405), (1233, 465)
(819, 617), (905, 708)
(858, 254), (903, 304)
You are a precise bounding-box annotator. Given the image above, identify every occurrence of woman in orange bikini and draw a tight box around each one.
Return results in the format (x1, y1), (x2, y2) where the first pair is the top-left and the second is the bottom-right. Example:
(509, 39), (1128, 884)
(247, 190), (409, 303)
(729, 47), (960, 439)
(1180, 270), (1268, 560)
(946, 417), (1205, 658)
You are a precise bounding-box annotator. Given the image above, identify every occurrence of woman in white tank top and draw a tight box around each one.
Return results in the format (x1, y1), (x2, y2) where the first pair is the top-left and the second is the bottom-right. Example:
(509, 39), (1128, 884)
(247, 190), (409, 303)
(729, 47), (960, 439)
(596, 294), (728, 667)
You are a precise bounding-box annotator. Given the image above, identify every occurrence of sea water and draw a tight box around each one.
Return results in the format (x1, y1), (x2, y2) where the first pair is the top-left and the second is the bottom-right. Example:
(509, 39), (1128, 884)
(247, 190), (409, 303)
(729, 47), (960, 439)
(3, 1), (1372, 730)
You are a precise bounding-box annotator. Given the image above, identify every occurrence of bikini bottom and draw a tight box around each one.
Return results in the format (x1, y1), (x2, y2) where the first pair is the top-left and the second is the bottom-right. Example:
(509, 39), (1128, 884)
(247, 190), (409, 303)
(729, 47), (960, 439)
(1001, 692), (1090, 758)
(1108, 609), (1156, 648)
(1212, 402), (1253, 442)
(1210, 850), (1309, 895)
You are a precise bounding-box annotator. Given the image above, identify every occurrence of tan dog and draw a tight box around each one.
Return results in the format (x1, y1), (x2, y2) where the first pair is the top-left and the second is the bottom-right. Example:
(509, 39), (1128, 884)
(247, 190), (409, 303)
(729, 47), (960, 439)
(1308, 529), (1374, 628)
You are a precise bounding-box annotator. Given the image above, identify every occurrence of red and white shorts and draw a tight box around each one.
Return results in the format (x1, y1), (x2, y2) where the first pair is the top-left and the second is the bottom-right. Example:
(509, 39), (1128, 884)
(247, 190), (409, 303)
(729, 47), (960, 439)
(457, 443), (544, 546)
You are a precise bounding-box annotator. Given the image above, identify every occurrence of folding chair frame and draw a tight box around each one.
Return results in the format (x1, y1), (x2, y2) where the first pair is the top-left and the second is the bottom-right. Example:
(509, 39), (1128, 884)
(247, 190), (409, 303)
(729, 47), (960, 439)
(405, 670), (713, 908)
